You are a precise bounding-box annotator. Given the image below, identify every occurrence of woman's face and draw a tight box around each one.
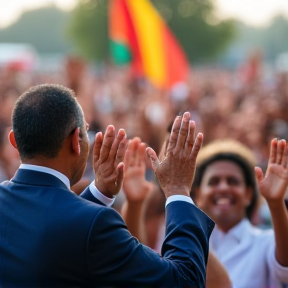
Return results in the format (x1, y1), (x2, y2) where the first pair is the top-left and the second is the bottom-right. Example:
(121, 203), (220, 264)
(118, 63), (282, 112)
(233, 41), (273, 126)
(196, 160), (252, 232)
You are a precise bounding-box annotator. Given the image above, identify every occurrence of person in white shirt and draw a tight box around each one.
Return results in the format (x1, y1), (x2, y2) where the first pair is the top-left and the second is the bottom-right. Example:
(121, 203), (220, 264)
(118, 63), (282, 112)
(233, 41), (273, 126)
(191, 138), (288, 288)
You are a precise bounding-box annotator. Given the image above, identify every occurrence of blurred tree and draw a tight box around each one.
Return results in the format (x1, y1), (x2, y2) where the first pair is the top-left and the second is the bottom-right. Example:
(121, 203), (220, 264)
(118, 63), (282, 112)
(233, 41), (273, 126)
(264, 15), (288, 61)
(68, 0), (109, 62)
(0, 6), (72, 54)
(222, 15), (288, 66)
(68, 0), (235, 63)
(152, 0), (235, 62)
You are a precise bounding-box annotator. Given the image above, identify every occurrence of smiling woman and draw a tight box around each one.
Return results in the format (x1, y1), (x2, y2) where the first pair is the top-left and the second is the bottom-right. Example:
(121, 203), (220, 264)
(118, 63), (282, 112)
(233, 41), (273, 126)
(196, 160), (254, 232)
(191, 139), (259, 224)
(190, 138), (288, 288)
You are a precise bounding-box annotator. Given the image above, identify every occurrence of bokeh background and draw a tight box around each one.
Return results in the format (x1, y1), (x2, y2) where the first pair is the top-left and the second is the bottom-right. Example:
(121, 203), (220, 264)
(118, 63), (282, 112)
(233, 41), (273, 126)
(1, 1), (288, 216)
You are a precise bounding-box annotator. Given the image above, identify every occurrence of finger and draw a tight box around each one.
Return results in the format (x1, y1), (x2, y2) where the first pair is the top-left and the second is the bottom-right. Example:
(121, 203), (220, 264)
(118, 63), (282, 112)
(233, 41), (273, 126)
(276, 139), (285, 165)
(93, 132), (103, 163)
(138, 142), (147, 167)
(124, 138), (138, 167)
(255, 166), (264, 183)
(184, 120), (196, 156)
(166, 115), (182, 155)
(109, 129), (126, 160)
(130, 137), (141, 167)
(146, 147), (160, 173)
(175, 112), (190, 153)
(189, 133), (203, 164)
(114, 162), (125, 193)
(282, 141), (288, 168)
(115, 136), (128, 166)
(145, 154), (153, 170)
(268, 138), (278, 165)
(99, 125), (115, 162)
(123, 141), (131, 167)
(159, 137), (169, 162)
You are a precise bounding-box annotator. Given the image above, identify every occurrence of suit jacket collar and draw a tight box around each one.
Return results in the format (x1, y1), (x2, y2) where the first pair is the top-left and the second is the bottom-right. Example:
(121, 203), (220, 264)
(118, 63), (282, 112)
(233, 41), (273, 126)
(11, 169), (69, 190)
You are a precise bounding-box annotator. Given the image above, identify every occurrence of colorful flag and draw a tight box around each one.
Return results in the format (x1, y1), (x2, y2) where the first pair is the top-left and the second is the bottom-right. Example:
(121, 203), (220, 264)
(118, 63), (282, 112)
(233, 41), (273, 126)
(109, 0), (189, 89)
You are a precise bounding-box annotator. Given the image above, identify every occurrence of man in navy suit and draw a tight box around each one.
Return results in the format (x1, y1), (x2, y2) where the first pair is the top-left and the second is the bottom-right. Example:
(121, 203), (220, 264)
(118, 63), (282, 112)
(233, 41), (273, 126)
(0, 84), (214, 287)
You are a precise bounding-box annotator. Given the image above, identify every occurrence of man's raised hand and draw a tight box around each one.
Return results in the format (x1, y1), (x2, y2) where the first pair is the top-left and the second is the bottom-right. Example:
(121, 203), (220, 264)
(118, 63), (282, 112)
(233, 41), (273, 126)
(146, 112), (203, 198)
(93, 125), (128, 198)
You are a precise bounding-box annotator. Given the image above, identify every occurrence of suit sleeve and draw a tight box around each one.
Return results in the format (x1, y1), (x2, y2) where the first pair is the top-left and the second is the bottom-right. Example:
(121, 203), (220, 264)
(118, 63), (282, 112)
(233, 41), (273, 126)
(80, 187), (105, 206)
(86, 200), (214, 288)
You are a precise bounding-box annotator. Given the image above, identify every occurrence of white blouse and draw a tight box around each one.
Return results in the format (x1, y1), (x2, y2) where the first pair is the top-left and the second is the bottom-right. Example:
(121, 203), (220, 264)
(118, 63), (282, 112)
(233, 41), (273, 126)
(210, 218), (288, 288)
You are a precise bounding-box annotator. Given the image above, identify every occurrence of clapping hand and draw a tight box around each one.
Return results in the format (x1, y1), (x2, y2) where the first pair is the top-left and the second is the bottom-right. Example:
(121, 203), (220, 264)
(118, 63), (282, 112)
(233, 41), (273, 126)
(146, 112), (203, 199)
(93, 125), (128, 198)
(123, 137), (152, 203)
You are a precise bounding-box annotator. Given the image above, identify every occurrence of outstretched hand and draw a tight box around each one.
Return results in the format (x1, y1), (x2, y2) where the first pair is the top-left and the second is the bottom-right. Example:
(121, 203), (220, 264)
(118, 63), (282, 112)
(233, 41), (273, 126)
(255, 138), (288, 206)
(93, 125), (128, 198)
(123, 137), (152, 203)
(146, 112), (203, 199)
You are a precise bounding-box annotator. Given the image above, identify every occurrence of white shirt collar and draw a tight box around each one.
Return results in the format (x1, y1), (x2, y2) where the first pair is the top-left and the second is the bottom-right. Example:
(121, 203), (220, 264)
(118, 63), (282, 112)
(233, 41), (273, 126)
(19, 164), (70, 190)
(228, 218), (251, 241)
(212, 218), (250, 244)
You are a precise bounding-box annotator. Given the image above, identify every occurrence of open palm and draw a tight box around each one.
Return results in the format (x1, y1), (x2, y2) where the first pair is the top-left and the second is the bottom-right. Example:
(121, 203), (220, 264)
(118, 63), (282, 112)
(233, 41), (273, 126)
(123, 138), (152, 202)
(255, 139), (288, 204)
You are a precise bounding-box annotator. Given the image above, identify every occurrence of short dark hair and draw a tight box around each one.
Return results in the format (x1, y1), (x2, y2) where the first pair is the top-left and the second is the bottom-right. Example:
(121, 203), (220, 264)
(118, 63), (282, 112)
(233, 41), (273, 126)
(12, 84), (83, 159)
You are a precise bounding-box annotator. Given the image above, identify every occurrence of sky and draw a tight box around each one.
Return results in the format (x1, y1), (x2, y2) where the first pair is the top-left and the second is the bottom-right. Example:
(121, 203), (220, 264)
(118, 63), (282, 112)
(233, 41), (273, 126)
(216, 0), (288, 26)
(0, 0), (288, 28)
(0, 0), (78, 28)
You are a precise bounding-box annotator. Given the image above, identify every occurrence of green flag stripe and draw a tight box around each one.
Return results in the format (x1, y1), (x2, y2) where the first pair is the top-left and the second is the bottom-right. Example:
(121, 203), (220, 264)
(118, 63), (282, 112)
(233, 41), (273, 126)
(110, 40), (132, 65)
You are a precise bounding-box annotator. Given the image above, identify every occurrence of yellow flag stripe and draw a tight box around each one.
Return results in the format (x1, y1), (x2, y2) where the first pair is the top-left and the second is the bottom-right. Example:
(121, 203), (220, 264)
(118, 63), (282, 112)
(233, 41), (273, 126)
(126, 0), (166, 87)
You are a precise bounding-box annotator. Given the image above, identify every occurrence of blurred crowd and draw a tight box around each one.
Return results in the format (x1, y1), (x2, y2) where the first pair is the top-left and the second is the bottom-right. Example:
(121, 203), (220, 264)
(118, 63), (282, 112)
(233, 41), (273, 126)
(1, 54), (288, 221)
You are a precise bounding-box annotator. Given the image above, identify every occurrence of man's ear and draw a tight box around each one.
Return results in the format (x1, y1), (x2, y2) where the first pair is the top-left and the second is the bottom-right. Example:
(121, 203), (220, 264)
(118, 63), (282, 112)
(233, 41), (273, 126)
(8, 130), (18, 150)
(71, 127), (81, 155)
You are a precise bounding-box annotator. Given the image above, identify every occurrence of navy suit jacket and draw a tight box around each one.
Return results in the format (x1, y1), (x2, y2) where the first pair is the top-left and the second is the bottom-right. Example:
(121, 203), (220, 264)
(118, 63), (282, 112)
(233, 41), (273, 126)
(0, 169), (214, 287)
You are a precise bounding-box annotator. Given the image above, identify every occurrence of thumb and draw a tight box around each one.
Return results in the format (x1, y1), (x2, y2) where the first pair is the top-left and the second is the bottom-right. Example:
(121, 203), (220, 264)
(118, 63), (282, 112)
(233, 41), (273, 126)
(255, 166), (264, 183)
(146, 147), (160, 173)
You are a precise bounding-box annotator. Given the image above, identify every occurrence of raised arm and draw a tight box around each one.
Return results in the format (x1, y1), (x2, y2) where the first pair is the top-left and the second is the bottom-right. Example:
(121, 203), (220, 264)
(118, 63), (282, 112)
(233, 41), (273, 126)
(255, 138), (288, 267)
(121, 137), (153, 243)
(92, 125), (128, 198)
(156, 122), (231, 288)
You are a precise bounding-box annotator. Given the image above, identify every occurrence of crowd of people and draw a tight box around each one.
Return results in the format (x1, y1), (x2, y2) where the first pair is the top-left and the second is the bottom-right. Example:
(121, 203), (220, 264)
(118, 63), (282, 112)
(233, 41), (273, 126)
(1, 54), (288, 287)
(1, 55), (288, 211)
(2, 55), (288, 163)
